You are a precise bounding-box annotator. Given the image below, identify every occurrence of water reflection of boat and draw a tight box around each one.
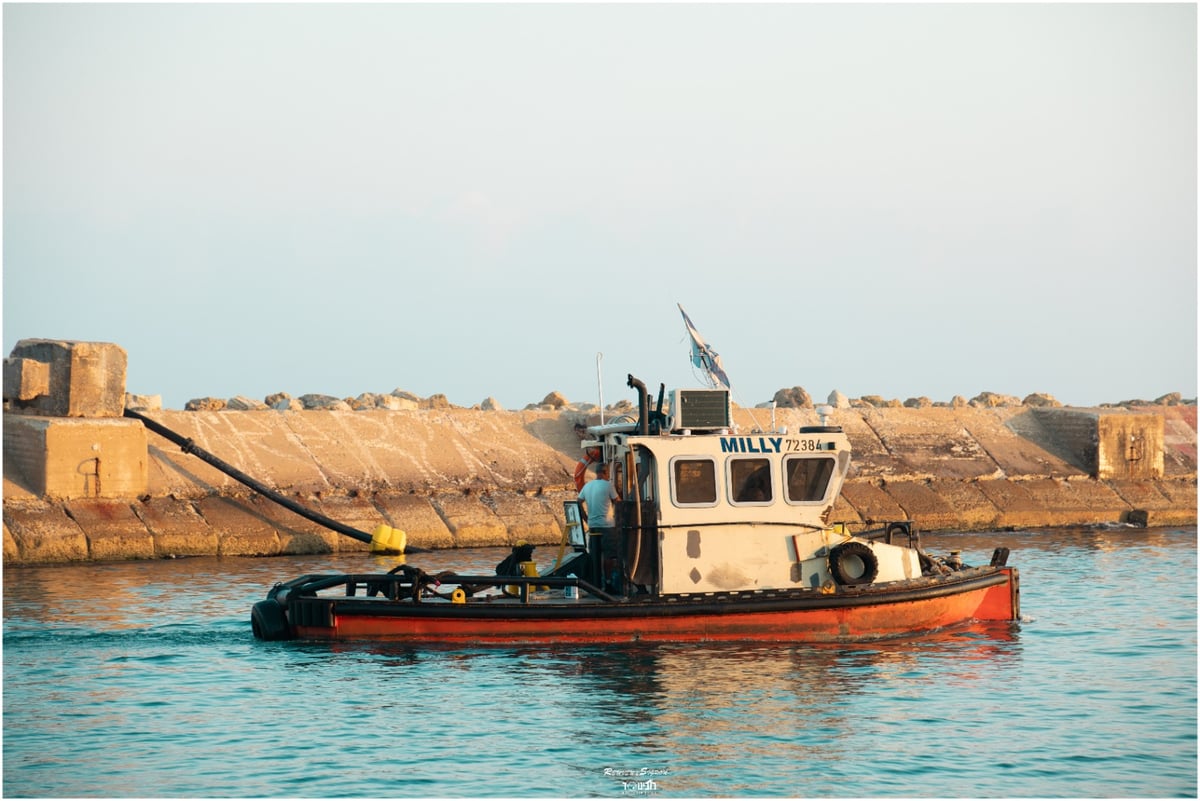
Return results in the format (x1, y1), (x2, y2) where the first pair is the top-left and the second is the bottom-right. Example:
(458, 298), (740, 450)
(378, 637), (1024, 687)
(318, 626), (1022, 789)
(252, 311), (1020, 644)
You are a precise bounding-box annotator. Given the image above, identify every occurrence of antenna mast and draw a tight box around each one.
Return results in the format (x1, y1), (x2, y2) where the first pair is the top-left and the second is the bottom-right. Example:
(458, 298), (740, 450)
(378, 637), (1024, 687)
(596, 352), (604, 426)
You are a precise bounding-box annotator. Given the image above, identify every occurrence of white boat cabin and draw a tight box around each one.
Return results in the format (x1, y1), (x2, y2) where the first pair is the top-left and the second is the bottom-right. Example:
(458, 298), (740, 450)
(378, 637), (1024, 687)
(572, 380), (921, 595)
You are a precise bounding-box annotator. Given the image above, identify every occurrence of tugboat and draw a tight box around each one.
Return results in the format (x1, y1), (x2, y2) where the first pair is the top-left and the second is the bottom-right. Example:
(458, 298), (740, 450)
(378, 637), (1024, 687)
(251, 310), (1019, 643)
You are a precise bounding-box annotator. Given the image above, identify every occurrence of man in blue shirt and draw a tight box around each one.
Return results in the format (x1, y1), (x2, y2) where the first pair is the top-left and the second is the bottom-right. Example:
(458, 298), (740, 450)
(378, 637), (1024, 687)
(578, 462), (621, 593)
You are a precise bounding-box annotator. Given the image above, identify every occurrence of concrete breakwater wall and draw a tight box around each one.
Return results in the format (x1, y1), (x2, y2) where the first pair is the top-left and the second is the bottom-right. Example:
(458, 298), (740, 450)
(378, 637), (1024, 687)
(2, 339), (1196, 565)
(4, 402), (1196, 565)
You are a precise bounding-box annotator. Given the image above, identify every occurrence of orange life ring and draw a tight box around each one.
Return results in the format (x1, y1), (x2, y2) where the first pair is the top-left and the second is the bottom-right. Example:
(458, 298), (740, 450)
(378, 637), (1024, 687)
(574, 448), (602, 491)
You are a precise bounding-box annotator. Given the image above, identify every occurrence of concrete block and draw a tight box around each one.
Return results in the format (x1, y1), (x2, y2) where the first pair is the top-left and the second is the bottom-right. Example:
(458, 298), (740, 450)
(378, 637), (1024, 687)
(138, 408), (581, 499)
(227, 396), (269, 411)
(970, 480), (1046, 529)
(1024, 409), (1168, 480)
(231, 493), (383, 555)
(1018, 478), (1126, 526)
(963, 410), (1087, 478)
(1024, 408), (1099, 471)
(3, 469), (38, 501)
(246, 495), (338, 556)
(1097, 414), (1164, 480)
(1160, 406), (1197, 477)
(1142, 507), (1198, 527)
(269, 492), (390, 554)
(870, 408), (1002, 480)
(1151, 479), (1198, 525)
(194, 495), (281, 556)
(134, 497), (219, 557)
(3, 521), (20, 562)
(431, 492), (507, 547)
(248, 491), (387, 555)
(1106, 479), (1173, 512)
(4, 357), (50, 402)
(487, 491), (562, 546)
(139, 410), (334, 496)
(333, 530), (371, 554)
(882, 479), (967, 531)
(7, 339), (127, 417)
(311, 494), (387, 547)
(373, 492), (456, 550)
(1061, 478), (1133, 520)
(839, 480), (907, 525)
(65, 499), (155, 561)
(184, 397), (227, 411)
(2, 500), (89, 562)
(1104, 480), (1197, 527)
(972, 478), (1101, 529)
(124, 393), (162, 411)
(3, 415), (147, 500)
(922, 479), (1001, 531)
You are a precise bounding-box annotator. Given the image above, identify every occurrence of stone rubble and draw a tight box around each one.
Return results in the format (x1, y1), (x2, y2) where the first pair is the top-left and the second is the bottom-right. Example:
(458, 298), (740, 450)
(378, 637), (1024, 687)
(168, 387), (1195, 414)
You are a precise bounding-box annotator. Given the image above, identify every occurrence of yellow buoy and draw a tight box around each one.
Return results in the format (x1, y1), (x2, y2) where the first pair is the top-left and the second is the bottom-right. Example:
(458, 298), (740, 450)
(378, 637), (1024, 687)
(369, 524), (407, 554)
(507, 561), (542, 595)
(520, 560), (549, 591)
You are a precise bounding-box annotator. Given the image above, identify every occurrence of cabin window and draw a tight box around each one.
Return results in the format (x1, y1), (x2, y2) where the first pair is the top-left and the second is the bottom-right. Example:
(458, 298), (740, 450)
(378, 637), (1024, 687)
(671, 458), (718, 506)
(729, 458), (772, 504)
(785, 456), (835, 503)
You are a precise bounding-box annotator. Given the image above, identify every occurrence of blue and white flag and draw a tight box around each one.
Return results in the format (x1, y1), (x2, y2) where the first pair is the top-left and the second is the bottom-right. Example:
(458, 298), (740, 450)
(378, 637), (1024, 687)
(678, 303), (731, 389)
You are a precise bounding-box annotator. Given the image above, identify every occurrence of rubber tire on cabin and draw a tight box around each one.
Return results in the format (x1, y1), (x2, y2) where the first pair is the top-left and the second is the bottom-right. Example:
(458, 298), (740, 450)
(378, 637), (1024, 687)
(828, 542), (880, 587)
(251, 600), (291, 641)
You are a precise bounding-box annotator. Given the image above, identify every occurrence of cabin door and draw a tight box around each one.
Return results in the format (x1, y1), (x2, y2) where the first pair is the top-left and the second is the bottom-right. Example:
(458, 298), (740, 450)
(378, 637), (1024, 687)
(617, 448), (659, 592)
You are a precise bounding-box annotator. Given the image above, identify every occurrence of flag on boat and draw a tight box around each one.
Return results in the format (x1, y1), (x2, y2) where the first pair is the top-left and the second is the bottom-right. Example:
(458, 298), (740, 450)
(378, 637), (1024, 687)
(678, 304), (731, 389)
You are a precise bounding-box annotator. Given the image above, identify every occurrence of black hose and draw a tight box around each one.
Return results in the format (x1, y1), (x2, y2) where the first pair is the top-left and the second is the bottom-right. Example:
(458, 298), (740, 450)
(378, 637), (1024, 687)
(124, 407), (375, 544)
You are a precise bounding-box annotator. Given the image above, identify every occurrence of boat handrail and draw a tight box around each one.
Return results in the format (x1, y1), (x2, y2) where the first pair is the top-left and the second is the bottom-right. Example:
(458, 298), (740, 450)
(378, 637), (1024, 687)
(289, 572), (620, 604)
(587, 421), (639, 436)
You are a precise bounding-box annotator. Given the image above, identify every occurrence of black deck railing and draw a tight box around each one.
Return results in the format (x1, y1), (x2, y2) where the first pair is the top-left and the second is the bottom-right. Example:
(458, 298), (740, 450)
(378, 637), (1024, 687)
(276, 572), (618, 605)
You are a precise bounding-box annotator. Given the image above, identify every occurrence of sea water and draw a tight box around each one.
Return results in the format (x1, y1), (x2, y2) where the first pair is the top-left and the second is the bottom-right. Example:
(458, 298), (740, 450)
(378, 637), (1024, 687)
(4, 527), (1196, 798)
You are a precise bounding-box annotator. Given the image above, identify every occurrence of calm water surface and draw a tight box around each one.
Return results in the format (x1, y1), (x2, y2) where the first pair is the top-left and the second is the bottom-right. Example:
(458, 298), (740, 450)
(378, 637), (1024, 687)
(4, 527), (1195, 798)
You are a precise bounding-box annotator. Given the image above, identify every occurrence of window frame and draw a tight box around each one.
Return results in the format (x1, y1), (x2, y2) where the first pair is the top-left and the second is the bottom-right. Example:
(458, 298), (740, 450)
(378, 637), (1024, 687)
(669, 456), (720, 508)
(783, 455), (837, 505)
(726, 456), (774, 506)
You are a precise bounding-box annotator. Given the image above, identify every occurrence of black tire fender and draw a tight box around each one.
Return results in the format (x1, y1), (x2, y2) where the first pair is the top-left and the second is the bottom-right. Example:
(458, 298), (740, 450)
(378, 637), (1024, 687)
(251, 600), (291, 641)
(829, 541), (880, 586)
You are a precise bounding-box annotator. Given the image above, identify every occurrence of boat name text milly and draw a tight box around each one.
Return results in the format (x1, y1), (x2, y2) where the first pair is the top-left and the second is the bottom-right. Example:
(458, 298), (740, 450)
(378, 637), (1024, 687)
(720, 437), (829, 454)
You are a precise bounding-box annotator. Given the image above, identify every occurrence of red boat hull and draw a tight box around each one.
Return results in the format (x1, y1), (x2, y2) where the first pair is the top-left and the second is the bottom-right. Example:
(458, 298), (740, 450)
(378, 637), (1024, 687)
(283, 567), (1019, 644)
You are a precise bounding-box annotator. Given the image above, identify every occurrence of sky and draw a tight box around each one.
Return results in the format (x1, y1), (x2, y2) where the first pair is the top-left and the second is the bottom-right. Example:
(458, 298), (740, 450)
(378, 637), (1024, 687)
(4, 3), (1196, 411)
